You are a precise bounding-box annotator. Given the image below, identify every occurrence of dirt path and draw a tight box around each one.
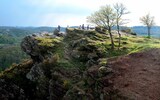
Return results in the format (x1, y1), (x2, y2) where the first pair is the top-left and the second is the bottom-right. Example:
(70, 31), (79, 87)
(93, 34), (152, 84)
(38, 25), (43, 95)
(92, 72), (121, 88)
(108, 48), (160, 100)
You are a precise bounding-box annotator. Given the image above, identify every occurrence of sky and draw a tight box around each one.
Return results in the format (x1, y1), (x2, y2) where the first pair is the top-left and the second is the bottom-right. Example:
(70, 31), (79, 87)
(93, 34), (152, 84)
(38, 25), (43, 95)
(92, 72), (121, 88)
(0, 0), (160, 27)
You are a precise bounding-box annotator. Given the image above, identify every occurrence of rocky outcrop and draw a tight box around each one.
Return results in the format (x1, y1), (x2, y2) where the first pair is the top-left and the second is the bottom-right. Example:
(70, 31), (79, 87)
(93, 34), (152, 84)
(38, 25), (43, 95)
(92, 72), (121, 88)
(21, 36), (48, 85)
(26, 63), (44, 81)
(0, 79), (26, 100)
(62, 29), (114, 99)
(21, 35), (44, 62)
(0, 29), (115, 100)
(0, 60), (35, 100)
(65, 28), (107, 67)
(21, 35), (62, 81)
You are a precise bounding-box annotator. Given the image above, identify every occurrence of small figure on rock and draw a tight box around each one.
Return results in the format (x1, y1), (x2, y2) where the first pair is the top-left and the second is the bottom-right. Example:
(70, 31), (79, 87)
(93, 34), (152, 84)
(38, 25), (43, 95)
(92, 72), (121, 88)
(82, 24), (84, 30)
(79, 25), (81, 29)
(87, 25), (89, 30)
(67, 25), (69, 28)
(58, 25), (61, 32)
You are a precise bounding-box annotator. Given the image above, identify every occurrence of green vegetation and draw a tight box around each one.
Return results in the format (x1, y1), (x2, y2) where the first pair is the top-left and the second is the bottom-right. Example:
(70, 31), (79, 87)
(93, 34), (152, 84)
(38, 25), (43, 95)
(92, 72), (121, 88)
(1, 28), (159, 72)
(106, 34), (160, 57)
(0, 28), (160, 99)
(1, 1), (160, 99)
(0, 45), (29, 71)
(0, 26), (56, 71)
(36, 37), (62, 47)
(87, 3), (130, 50)
(140, 13), (155, 38)
(87, 5), (116, 49)
(0, 36), (27, 71)
(0, 34), (16, 44)
(64, 28), (160, 62)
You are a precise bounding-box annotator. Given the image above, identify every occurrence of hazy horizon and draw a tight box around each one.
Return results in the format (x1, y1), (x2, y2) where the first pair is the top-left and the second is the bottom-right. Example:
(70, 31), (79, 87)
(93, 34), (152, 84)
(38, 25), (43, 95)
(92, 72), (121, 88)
(1, 0), (160, 27)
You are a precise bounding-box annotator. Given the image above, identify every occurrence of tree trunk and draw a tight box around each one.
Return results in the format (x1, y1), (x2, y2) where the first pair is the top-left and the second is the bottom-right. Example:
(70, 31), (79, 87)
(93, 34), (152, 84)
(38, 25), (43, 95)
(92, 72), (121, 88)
(109, 27), (114, 50)
(117, 25), (121, 50)
(148, 27), (151, 38)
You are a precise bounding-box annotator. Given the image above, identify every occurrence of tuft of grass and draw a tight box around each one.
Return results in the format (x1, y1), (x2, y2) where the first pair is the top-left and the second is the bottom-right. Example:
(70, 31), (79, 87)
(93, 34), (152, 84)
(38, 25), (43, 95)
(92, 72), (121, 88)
(102, 34), (160, 58)
(120, 36), (160, 54)
(36, 37), (62, 47)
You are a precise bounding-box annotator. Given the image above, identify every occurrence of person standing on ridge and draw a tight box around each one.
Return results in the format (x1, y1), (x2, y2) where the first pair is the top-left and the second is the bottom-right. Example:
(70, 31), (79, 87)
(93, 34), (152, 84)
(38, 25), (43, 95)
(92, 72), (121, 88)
(58, 25), (61, 32)
(82, 24), (84, 30)
(87, 25), (89, 30)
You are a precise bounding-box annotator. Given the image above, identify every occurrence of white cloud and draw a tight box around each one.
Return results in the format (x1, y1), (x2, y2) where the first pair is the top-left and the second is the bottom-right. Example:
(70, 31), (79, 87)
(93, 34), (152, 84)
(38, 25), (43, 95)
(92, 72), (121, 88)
(39, 13), (87, 27)
(27, 0), (100, 12)
(26, 0), (160, 26)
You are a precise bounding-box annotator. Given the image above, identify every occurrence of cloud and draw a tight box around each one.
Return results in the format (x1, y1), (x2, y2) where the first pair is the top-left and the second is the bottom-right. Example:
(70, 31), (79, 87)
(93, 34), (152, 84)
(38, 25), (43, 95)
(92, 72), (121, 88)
(1, 0), (160, 26)
(39, 13), (87, 27)
(27, 0), (102, 11)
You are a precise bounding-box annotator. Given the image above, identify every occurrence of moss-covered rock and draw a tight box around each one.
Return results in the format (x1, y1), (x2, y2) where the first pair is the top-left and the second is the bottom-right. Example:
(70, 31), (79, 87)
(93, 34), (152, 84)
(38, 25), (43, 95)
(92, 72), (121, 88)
(0, 28), (121, 100)
(65, 28), (108, 68)
(21, 35), (62, 63)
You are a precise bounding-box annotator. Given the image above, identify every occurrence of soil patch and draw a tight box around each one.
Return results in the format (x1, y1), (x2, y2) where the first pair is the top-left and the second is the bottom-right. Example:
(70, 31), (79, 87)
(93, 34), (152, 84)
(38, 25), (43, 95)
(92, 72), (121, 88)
(108, 48), (160, 100)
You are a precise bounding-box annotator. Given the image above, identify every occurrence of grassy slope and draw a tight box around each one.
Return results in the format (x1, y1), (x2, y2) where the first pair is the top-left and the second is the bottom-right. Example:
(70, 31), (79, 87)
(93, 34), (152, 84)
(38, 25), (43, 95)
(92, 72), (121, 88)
(34, 28), (160, 67)
(50, 28), (160, 72)
(106, 33), (160, 57)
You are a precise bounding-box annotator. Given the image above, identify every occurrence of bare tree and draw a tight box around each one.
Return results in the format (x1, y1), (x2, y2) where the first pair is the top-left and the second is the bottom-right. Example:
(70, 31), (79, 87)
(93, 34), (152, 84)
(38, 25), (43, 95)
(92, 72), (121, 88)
(87, 5), (116, 49)
(140, 13), (155, 38)
(114, 3), (129, 49)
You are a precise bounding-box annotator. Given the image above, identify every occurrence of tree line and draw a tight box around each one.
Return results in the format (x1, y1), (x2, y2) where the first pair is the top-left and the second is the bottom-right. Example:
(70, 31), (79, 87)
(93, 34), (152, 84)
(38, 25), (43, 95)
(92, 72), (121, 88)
(87, 3), (155, 50)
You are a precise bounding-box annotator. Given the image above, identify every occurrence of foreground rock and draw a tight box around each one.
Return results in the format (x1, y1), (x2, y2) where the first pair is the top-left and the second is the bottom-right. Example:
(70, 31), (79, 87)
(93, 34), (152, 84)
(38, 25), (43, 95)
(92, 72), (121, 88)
(0, 29), (115, 100)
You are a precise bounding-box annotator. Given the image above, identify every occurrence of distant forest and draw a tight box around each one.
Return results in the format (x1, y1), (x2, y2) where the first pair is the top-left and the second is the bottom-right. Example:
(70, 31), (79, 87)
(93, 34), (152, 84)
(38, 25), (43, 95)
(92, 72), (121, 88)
(0, 26), (57, 71)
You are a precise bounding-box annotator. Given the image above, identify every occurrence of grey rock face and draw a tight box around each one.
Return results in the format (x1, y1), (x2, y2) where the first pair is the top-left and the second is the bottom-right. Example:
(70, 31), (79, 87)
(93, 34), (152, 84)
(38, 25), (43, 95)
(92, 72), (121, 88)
(0, 79), (26, 100)
(21, 36), (47, 94)
(26, 63), (44, 81)
(21, 36), (44, 63)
